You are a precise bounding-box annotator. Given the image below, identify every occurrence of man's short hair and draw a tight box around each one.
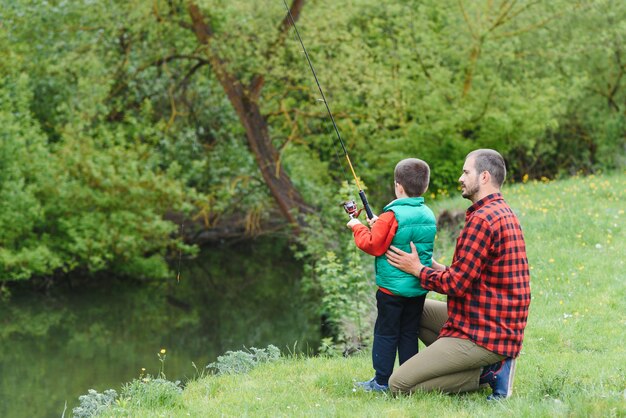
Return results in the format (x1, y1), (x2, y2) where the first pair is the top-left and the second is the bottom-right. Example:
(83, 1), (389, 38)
(468, 149), (507, 187)
(395, 158), (430, 197)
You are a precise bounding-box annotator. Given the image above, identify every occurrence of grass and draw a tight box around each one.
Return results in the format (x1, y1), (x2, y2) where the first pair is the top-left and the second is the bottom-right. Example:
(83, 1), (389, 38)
(92, 172), (626, 417)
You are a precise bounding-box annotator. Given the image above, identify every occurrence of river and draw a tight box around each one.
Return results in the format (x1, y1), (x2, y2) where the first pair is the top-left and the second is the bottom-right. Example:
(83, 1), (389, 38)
(0, 238), (320, 417)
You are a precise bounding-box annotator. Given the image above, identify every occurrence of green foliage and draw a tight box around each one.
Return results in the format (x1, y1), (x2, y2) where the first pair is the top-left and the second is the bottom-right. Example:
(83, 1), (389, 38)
(291, 179), (377, 351)
(119, 376), (183, 410)
(310, 247), (375, 354)
(0, 73), (60, 279)
(206, 345), (281, 376)
(40, 135), (191, 279)
(72, 389), (118, 418)
(1, 0), (625, 285)
(0, 3), (196, 281)
(317, 337), (344, 358)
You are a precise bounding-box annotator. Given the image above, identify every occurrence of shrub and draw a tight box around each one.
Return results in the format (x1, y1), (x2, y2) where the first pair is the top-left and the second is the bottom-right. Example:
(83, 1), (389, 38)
(206, 345), (281, 375)
(72, 389), (117, 418)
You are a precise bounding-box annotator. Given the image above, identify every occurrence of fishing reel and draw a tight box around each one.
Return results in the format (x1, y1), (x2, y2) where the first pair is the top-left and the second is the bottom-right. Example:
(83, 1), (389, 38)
(342, 200), (362, 219)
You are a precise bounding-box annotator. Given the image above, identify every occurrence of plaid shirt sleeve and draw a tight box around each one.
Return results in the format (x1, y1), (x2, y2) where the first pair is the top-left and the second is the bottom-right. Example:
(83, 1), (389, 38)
(420, 215), (491, 296)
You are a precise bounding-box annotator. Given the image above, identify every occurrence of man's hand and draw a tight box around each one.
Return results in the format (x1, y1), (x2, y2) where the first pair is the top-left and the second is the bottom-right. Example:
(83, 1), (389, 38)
(386, 242), (424, 276)
(431, 258), (447, 271)
(346, 218), (362, 229)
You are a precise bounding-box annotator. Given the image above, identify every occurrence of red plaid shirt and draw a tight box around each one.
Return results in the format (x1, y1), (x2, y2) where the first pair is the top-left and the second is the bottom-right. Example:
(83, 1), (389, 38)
(419, 193), (531, 357)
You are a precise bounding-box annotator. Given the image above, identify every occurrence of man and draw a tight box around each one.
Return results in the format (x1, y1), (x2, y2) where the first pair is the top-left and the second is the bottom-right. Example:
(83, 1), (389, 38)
(385, 149), (531, 400)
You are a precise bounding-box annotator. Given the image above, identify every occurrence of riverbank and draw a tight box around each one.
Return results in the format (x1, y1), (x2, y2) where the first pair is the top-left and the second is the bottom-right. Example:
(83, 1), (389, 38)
(71, 172), (625, 417)
(74, 342), (625, 417)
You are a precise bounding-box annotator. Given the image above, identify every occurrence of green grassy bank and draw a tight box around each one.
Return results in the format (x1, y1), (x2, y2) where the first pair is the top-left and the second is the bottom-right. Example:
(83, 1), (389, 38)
(74, 173), (626, 417)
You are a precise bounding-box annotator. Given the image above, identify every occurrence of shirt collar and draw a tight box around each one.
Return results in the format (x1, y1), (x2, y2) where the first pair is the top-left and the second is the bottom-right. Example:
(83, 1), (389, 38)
(466, 193), (503, 215)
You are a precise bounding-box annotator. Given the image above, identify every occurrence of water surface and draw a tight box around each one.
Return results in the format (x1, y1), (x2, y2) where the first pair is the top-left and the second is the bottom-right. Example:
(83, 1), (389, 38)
(0, 239), (319, 417)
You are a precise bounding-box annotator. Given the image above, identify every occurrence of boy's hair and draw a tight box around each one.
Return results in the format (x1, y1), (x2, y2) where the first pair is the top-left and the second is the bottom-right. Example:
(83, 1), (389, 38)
(467, 149), (507, 187)
(394, 158), (430, 197)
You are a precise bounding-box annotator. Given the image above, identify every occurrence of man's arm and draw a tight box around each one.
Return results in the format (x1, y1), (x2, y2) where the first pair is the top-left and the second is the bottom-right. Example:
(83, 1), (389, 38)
(387, 216), (492, 296)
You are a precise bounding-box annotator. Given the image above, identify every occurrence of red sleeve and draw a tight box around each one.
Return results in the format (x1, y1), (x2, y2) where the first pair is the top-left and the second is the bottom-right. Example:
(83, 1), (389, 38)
(351, 212), (398, 257)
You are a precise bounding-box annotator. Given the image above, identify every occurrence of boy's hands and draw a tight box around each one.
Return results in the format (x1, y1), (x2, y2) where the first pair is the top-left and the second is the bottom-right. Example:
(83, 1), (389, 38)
(346, 218), (362, 228)
(347, 214), (379, 229)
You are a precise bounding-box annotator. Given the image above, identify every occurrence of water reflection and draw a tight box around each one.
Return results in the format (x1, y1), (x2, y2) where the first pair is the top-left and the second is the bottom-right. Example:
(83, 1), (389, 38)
(0, 238), (319, 418)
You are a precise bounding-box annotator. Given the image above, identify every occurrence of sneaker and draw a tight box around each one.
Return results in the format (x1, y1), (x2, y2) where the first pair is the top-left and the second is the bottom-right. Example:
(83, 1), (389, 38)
(480, 358), (516, 400)
(355, 377), (389, 392)
(479, 361), (502, 386)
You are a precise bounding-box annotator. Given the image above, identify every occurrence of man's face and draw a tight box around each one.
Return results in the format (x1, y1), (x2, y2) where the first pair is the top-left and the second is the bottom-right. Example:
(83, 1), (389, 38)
(459, 156), (480, 201)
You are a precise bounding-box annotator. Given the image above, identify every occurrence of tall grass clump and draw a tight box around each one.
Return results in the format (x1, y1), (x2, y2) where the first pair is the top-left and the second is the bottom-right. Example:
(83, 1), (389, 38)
(117, 377), (183, 410)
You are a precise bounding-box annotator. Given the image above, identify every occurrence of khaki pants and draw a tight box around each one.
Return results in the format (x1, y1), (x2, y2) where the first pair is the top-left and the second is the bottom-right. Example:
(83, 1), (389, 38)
(388, 299), (505, 394)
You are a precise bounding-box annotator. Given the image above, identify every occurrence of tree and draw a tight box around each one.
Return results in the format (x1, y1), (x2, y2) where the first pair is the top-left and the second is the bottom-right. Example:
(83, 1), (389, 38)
(0, 3), (193, 281)
(186, 1), (313, 229)
(1, 0), (623, 284)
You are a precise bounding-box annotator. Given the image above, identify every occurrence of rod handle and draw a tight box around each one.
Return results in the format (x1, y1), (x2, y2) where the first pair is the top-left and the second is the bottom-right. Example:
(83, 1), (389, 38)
(358, 190), (374, 220)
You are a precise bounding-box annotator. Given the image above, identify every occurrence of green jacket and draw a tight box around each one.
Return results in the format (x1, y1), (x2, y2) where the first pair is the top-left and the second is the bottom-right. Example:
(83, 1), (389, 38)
(375, 197), (436, 297)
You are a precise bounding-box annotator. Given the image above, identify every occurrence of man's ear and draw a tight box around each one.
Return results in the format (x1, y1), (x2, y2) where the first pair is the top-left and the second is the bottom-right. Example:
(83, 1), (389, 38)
(480, 171), (491, 185)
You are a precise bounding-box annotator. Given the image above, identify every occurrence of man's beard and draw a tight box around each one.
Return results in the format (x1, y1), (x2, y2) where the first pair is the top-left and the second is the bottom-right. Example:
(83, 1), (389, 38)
(461, 182), (479, 200)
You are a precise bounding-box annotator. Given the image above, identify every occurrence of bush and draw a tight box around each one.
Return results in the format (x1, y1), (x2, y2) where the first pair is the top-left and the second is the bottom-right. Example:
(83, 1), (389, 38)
(72, 389), (117, 418)
(206, 345), (281, 375)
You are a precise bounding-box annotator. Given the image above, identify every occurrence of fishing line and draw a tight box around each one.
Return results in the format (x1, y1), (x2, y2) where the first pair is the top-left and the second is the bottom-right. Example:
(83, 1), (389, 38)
(285, 15), (351, 189)
(282, 0), (374, 219)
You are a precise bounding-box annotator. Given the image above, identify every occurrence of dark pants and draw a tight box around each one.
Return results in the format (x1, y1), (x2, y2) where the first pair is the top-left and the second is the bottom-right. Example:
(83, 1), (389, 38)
(372, 289), (426, 385)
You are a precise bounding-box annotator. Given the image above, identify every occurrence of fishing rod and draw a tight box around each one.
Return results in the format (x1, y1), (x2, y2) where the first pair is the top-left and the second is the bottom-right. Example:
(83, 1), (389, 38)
(282, 0), (374, 220)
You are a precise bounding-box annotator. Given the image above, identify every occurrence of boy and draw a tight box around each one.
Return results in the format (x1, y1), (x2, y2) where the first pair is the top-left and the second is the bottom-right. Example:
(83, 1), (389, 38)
(347, 158), (436, 391)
